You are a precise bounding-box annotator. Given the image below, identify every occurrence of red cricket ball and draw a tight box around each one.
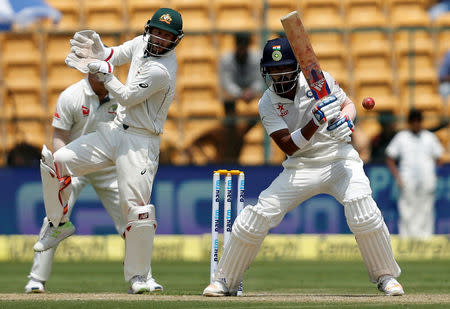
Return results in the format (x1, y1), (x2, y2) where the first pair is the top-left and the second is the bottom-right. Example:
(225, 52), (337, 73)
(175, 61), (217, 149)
(362, 97), (375, 110)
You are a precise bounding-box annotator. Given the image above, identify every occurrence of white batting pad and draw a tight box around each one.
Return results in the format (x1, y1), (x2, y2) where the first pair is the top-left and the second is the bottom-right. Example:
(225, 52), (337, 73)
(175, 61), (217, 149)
(215, 207), (270, 290)
(124, 205), (156, 282)
(344, 196), (401, 282)
(40, 145), (68, 227)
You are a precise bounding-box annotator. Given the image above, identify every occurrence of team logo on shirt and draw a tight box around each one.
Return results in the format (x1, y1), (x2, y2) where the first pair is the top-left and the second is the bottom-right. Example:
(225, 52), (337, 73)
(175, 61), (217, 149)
(139, 83), (148, 88)
(82, 105), (89, 116)
(277, 103), (288, 117)
(159, 14), (172, 25)
(54, 112), (60, 119)
(306, 90), (313, 98)
(108, 103), (118, 114)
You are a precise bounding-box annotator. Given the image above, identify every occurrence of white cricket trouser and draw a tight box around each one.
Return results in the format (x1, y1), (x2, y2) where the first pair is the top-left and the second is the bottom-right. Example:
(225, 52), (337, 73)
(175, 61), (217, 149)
(398, 176), (436, 239)
(30, 168), (124, 282)
(254, 158), (372, 228)
(33, 121), (160, 283)
(54, 121), (160, 217)
(214, 156), (400, 287)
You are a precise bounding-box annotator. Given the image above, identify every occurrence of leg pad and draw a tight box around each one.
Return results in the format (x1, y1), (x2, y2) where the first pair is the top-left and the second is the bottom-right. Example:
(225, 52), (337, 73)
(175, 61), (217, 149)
(344, 196), (401, 282)
(124, 205), (156, 282)
(215, 207), (270, 290)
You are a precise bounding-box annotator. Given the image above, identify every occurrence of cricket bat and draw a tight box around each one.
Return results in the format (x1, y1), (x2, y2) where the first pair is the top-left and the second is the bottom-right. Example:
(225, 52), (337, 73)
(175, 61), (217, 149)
(280, 11), (331, 101)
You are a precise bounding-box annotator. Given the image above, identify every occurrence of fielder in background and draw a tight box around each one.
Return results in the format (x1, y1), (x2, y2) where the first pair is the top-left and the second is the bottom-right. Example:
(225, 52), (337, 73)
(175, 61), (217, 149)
(386, 109), (444, 239)
(27, 73), (162, 293)
(38, 7), (183, 293)
(218, 32), (263, 162)
(203, 37), (404, 297)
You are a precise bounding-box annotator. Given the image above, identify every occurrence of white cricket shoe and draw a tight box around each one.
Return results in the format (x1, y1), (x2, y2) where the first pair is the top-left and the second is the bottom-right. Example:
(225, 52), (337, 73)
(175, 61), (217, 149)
(128, 275), (150, 294)
(147, 277), (163, 292)
(377, 275), (405, 296)
(25, 278), (45, 293)
(33, 221), (75, 252)
(203, 280), (230, 297)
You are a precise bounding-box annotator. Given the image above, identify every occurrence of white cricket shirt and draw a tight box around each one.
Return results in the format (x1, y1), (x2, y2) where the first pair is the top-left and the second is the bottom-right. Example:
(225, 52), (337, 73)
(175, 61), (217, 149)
(258, 71), (360, 166)
(104, 35), (177, 135)
(52, 77), (119, 141)
(386, 129), (443, 180)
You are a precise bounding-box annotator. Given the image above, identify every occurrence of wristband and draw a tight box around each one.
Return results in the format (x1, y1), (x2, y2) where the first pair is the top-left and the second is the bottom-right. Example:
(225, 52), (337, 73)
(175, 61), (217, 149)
(291, 128), (308, 149)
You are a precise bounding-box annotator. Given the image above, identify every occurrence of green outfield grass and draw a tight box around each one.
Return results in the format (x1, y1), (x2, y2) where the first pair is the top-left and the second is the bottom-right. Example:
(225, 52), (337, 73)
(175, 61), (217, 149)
(0, 260), (449, 308)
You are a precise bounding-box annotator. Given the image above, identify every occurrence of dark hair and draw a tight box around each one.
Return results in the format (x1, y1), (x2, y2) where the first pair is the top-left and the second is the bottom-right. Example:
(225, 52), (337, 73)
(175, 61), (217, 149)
(234, 32), (251, 47)
(6, 142), (41, 167)
(408, 109), (422, 123)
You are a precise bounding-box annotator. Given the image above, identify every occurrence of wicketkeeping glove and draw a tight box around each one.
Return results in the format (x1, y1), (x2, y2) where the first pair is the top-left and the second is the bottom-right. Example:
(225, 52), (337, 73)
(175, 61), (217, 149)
(65, 52), (99, 73)
(87, 61), (114, 82)
(87, 61), (113, 74)
(311, 95), (341, 126)
(70, 30), (112, 60)
(327, 114), (354, 141)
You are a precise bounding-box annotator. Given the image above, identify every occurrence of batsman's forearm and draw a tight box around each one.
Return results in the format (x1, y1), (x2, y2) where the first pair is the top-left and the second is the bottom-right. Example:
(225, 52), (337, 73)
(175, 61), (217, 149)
(341, 98), (356, 121)
(302, 119), (320, 140)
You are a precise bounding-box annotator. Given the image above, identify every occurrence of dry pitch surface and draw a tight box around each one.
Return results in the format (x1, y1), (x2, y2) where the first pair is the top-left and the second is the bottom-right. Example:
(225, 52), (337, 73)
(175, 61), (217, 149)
(1, 293), (450, 304)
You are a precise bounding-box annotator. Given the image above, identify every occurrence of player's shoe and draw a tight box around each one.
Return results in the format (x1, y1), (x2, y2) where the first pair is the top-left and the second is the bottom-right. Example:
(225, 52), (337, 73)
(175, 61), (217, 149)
(203, 280), (230, 297)
(147, 277), (163, 292)
(33, 221), (75, 252)
(377, 275), (404, 296)
(24, 278), (45, 293)
(128, 275), (150, 294)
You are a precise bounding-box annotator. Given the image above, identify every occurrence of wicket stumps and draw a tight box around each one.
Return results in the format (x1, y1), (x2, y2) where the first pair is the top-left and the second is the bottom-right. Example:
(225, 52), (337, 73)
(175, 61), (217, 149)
(210, 169), (245, 296)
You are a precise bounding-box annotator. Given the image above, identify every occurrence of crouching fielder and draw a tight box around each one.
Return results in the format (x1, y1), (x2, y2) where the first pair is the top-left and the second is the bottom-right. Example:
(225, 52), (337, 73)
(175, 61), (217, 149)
(203, 38), (404, 297)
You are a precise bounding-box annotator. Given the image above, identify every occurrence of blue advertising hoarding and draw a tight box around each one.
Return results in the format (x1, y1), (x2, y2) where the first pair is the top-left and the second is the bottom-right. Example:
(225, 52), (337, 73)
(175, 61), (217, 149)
(0, 164), (449, 235)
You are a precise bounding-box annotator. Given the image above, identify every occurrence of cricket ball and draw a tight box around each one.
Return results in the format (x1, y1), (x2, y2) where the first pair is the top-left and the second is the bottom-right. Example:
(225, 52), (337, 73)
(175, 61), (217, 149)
(362, 97), (375, 110)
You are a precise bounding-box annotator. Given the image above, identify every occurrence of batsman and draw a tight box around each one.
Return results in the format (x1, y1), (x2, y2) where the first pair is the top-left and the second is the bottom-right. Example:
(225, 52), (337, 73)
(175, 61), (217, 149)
(203, 37), (404, 297)
(38, 8), (183, 293)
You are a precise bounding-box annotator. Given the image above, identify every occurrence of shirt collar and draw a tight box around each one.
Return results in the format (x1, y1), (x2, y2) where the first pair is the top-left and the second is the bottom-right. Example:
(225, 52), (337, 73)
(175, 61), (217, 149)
(100, 94), (110, 104)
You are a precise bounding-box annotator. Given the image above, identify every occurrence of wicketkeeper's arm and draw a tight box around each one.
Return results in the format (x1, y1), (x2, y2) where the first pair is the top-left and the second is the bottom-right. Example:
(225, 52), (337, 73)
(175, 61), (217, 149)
(103, 65), (168, 107)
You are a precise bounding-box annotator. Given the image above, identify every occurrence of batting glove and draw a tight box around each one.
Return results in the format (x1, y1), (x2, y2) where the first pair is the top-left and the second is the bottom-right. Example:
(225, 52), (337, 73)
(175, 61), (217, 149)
(70, 30), (113, 61)
(311, 95), (341, 126)
(327, 114), (354, 141)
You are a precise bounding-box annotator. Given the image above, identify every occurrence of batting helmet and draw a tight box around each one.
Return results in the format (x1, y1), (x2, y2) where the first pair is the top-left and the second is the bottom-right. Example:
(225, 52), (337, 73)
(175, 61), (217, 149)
(260, 37), (300, 95)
